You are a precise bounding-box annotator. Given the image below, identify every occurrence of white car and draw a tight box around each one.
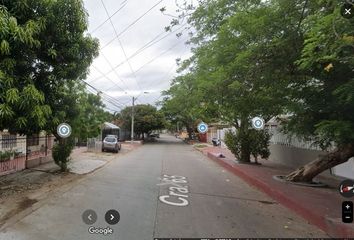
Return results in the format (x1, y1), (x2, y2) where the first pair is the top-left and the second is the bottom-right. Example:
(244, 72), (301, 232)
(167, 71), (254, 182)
(102, 136), (121, 153)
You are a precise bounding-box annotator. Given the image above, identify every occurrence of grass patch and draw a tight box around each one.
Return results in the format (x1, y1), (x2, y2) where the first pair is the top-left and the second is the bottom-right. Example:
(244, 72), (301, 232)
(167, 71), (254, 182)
(194, 144), (208, 148)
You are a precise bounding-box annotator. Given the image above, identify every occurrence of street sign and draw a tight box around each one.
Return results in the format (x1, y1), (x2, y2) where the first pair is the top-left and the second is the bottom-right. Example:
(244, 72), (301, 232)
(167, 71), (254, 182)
(197, 122), (208, 134)
(251, 117), (265, 130)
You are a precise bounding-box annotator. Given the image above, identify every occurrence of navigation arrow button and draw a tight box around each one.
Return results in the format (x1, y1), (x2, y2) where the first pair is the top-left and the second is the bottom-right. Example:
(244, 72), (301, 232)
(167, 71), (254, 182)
(105, 209), (120, 225)
(82, 209), (97, 225)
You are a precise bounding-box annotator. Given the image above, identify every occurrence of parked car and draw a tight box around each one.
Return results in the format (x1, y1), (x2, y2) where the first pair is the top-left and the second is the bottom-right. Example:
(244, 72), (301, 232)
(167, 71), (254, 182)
(106, 134), (118, 139)
(105, 135), (121, 150)
(150, 133), (160, 138)
(102, 136), (121, 153)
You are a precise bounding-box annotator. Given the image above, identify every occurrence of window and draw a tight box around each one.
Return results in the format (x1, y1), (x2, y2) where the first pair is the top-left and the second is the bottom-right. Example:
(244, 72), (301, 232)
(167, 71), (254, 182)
(27, 134), (39, 147)
(1, 134), (17, 149)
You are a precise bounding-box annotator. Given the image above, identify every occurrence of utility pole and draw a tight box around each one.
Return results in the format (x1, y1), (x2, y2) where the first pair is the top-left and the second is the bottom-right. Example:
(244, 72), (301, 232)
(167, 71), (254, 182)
(130, 92), (148, 144)
(131, 96), (136, 144)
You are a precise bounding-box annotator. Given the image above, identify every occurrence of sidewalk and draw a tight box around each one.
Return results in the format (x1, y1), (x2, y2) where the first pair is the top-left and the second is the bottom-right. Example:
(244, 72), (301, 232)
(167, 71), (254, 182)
(195, 144), (354, 238)
(33, 142), (140, 174)
(0, 142), (141, 230)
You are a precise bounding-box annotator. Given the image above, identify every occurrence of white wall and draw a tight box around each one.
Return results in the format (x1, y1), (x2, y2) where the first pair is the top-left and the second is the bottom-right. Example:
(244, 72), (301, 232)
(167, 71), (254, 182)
(332, 157), (354, 180)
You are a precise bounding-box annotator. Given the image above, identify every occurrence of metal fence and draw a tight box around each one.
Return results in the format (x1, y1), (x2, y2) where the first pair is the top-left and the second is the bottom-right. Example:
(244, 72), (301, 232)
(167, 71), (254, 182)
(0, 135), (55, 175)
(87, 138), (102, 152)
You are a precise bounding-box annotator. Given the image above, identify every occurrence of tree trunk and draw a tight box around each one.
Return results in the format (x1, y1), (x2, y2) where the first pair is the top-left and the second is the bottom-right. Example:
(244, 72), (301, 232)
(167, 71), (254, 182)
(285, 143), (354, 182)
(240, 143), (251, 163)
(239, 122), (251, 163)
(187, 126), (193, 140)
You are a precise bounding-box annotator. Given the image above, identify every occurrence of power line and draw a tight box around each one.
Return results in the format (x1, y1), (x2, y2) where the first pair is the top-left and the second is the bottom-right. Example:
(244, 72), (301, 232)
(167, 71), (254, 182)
(104, 106), (120, 113)
(88, 88), (124, 109)
(89, 1), (134, 95)
(86, 88), (122, 111)
(100, 0), (164, 50)
(90, 2), (128, 34)
(90, 24), (187, 83)
(101, 0), (142, 92)
(120, 0), (128, 5)
(90, 37), (181, 100)
(152, 62), (176, 88)
(134, 40), (184, 74)
(100, 52), (133, 94)
(102, 93), (128, 108)
(128, 23), (187, 60)
(138, 62), (176, 104)
(91, 65), (126, 93)
(81, 79), (126, 109)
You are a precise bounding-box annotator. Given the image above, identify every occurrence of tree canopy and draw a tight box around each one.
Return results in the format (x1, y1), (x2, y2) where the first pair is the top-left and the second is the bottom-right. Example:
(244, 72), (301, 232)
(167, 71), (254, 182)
(162, 0), (354, 181)
(118, 104), (165, 139)
(0, 0), (108, 171)
(0, 0), (99, 135)
(160, 73), (215, 139)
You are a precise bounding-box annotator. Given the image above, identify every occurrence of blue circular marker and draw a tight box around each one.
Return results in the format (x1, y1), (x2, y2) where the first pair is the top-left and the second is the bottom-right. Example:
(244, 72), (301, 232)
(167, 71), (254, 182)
(57, 123), (72, 138)
(197, 122), (208, 134)
(251, 117), (265, 130)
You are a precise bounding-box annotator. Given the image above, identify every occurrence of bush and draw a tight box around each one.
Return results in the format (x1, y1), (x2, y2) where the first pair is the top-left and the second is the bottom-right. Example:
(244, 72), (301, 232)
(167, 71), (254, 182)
(52, 138), (75, 172)
(224, 130), (242, 160)
(224, 129), (271, 163)
(0, 151), (14, 162)
(249, 129), (271, 162)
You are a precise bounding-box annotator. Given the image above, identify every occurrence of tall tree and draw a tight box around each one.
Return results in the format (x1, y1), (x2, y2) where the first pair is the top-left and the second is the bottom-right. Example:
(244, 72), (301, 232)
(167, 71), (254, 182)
(0, 0), (99, 135)
(166, 0), (303, 162)
(74, 91), (113, 144)
(284, 0), (354, 182)
(161, 73), (213, 139)
(0, 0), (99, 171)
(118, 104), (165, 140)
(165, 0), (354, 180)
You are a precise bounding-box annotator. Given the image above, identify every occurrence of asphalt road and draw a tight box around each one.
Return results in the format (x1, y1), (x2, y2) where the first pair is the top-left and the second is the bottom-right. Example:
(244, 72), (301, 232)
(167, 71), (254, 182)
(0, 134), (327, 239)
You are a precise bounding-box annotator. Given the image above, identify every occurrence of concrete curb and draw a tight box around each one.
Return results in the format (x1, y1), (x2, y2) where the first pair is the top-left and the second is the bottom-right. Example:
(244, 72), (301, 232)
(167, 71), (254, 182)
(197, 148), (354, 238)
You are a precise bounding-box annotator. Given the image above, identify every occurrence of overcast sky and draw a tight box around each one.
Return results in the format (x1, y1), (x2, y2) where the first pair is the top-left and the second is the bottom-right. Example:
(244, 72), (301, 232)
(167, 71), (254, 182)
(82, 0), (194, 112)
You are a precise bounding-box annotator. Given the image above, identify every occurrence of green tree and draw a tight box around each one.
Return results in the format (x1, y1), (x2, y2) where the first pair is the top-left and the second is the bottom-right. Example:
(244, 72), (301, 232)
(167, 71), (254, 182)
(283, 1), (354, 182)
(165, 0), (300, 161)
(166, 0), (354, 180)
(160, 73), (212, 139)
(119, 104), (165, 140)
(74, 91), (112, 144)
(0, 0), (99, 171)
(0, 0), (99, 135)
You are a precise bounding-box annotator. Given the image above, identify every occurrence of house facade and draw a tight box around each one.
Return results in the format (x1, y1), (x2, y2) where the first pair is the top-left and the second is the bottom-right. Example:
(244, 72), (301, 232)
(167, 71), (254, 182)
(0, 131), (55, 176)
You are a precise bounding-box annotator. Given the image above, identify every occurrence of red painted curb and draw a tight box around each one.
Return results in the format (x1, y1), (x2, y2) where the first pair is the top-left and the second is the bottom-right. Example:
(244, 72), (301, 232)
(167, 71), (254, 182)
(204, 151), (354, 238)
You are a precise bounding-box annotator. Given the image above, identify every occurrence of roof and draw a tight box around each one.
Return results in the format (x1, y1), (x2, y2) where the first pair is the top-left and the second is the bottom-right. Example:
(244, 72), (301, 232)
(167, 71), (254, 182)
(102, 122), (120, 130)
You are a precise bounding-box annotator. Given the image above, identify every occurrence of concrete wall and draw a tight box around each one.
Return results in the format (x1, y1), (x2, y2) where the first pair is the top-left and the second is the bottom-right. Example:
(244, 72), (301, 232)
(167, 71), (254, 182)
(268, 144), (332, 177)
(26, 155), (53, 169)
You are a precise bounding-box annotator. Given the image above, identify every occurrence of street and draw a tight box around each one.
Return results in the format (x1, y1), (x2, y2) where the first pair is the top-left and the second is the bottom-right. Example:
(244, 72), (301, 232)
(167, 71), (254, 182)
(0, 135), (327, 239)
